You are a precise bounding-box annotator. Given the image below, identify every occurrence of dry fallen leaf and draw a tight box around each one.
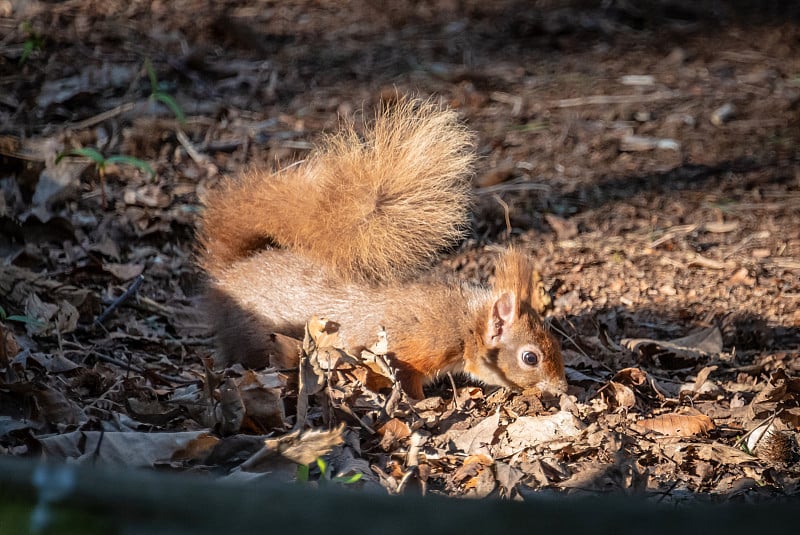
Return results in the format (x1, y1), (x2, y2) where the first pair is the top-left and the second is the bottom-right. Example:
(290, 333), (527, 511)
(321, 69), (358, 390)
(613, 367), (648, 386)
(637, 412), (715, 437)
(497, 411), (585, 457)
(39, 430), (217, 466)
(599, 380), (637, 410)
(622, 326), (723, 368)
(449, 410), (501, 455)
(377, 418), (412, 451)
(262, 425), (346, 466)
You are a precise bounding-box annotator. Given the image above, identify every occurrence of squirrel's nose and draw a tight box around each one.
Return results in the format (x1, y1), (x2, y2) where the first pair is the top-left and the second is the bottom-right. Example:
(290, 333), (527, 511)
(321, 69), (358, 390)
(537, 377), (568, 397)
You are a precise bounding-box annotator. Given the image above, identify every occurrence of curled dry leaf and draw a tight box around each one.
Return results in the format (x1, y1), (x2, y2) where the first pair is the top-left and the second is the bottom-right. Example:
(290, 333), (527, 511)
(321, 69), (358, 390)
(599, 380), (636, 410)
(261, 424), (346, 466)
(612, 367), (648, 386)
(637, 412), (715, 437)
(449, 409), (501, 455)
(498, 411), (585, 457)
(494, 461), (525, 498)
(32, 388), (87, 427)
(173, 433), (222, 463)
(102, 262), (145, 281)
(16, 352), (82, 373)
(215, 377), (245, 435)
(377, 418), (411, 451)
(126, 397), (183, 426)
(622, 326), (723, 368)
(752, 369), (800, 406)
(235, 370), (286, 432)
(691, 365), (718, 393)
(453, 453), (494, 493)
(24, 294), (79, 336)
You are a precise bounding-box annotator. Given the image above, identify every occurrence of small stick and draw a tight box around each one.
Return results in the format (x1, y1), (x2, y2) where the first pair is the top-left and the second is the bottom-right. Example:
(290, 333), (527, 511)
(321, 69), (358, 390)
(492, 194), (512, 241)
(94, 274), (144, 326)
(476, 181), (550, 195)
(447, 372), (461, 411)
(69, 102), (137, 130)
(552, 91), (682, 108)
(176, 129), (208, 165)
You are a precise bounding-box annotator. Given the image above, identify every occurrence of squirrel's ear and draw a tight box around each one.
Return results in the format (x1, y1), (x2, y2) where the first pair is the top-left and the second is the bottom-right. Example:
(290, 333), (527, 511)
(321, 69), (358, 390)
(486, 292), (516, 347)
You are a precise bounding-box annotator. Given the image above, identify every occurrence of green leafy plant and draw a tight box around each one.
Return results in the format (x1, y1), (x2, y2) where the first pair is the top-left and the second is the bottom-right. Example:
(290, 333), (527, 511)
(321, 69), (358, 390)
(296, 457), (362, 486)
(145, 58), (186, 124)
(56, 147), (154, 208)
(19, 21), (44, 65)
(0, 305), (40, 327)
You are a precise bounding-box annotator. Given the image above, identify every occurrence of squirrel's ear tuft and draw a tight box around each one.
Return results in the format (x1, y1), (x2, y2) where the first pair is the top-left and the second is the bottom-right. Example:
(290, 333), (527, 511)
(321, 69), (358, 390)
(486, 292), (516, 346)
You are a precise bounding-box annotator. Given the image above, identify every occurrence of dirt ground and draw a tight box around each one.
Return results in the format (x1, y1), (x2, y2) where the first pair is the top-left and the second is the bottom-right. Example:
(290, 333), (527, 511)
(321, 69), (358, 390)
(1, 0), (799, 501)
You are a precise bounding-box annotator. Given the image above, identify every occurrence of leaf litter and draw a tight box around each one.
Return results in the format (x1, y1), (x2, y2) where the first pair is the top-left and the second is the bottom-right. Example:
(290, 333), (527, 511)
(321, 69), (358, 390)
(1, 0), (799, 503)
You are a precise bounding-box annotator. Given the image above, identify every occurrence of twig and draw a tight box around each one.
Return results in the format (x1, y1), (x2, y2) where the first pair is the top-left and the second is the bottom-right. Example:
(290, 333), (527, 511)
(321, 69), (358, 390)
(493, 194), (512, 240)
(552, 91), (683, 108)
(69, 102), (137, 130)
(648, 224), (700, 249)
(489, 91), (523, 116)
(176, 129), (208, 165)
(476, 181), (551, 195)
(94, 274), (144, 326)
(447, 372), (461, 411)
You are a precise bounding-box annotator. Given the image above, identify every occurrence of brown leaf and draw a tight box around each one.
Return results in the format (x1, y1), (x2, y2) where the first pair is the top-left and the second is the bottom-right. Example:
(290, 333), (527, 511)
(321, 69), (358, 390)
(38, 430), (215, 466)
(453, 453), (493, 483)
(261, 425), (346, 466)
(494, 461), (525, 498)
(102, 262), (145, 281)
(695, 443), (756, 465)
(23, 294), (79, 337)
(449, 410), (501, 455)
(172, 433), (221, 463)
(377, 418), (411, 451)
(612, 367), (648, 387)
(126, 398), (182, 426)
(215, 377), (245, 435)
(692, 365), (718, 393)
(622, 326), (723, 368)
(637, 412), (715, 437)
(600, 380), (636, 410)
(453, 453), (497, 497)
(33, 388), (86, 426)
(235, 370), (287, 432)
(497, 412), (585, 456)
(16, 352), (81, 373)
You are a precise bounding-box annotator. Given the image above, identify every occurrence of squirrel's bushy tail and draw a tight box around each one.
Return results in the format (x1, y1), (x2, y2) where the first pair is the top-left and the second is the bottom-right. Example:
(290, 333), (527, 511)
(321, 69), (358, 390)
(200, 98), (475, 283)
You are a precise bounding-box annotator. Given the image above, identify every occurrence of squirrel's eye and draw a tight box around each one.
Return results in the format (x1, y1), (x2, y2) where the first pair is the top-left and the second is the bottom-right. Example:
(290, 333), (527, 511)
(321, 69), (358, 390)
(521, 350), (539, 366)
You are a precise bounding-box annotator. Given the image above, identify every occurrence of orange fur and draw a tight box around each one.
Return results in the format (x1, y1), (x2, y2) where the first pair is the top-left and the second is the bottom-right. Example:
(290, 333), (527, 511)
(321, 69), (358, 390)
(200, 99), (474, 283)
(199, 99), (567, 398)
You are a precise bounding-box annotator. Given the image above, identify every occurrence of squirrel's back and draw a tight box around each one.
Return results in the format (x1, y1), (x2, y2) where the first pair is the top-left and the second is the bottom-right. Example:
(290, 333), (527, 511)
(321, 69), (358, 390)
(199, 98), (475, 283)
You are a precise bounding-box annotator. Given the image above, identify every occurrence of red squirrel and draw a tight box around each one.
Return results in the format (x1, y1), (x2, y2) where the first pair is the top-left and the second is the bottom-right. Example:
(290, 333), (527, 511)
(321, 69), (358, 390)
(199, 99), (567, 399)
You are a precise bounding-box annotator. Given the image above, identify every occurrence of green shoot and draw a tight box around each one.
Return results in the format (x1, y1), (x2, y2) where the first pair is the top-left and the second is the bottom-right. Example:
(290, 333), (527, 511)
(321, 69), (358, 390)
(56, 148), (154, 208)
(0, 305), (44, 328)
(144, 58), (186, 124)
(295, 457), (362, 486)
(295, 463), (310, 483)
(19, 21), (44, 65)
